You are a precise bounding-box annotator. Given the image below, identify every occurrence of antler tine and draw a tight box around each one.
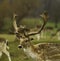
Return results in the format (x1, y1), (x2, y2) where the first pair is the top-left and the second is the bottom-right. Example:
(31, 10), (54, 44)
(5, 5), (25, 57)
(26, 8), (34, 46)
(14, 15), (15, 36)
(38, 11), (49, 33)
(40, 11), (49, 22)
(25, 11), (49, 37)
(13, 13), (18, 33)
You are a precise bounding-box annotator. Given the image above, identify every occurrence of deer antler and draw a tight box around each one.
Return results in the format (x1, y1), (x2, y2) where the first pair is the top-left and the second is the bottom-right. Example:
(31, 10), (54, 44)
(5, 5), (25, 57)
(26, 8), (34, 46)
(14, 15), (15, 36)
(38, 11), (49, 33)
(24, 11), (49, 37)
(13, 13), (18, 33)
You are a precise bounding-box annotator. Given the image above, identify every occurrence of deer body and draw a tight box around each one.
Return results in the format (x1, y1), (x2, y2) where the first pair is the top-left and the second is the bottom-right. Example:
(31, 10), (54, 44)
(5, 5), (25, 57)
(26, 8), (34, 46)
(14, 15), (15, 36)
(0, 38), (11, 61)
(19, 38), (60, 61)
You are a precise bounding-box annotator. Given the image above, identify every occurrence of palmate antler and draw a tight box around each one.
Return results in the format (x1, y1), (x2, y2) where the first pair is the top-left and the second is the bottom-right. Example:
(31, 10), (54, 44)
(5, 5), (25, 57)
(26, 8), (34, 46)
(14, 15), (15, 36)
(24, 11), (49, 37)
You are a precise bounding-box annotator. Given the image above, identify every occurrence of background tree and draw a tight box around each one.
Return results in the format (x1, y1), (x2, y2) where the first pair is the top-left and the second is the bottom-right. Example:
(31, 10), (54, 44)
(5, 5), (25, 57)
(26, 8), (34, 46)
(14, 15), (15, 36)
(11, 0), (40, 26)
(0, 0), (40, 33)
(0, 0), (11, 31)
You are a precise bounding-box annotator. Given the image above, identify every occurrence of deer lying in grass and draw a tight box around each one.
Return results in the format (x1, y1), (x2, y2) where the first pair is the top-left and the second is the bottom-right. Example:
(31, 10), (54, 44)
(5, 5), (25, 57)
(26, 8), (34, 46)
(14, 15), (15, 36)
(13, 12), (60, 61)
(13, 11), (53, 61)
(0, 38), (11, 61)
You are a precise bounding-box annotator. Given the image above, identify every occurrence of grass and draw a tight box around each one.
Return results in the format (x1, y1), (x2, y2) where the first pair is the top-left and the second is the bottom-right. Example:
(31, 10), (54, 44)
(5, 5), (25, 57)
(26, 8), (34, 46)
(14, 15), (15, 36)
(20, 18), (60, 28)
(0, 34), (15, 42)
(20, 18), (43, 28)
(0, 33), (60, 61)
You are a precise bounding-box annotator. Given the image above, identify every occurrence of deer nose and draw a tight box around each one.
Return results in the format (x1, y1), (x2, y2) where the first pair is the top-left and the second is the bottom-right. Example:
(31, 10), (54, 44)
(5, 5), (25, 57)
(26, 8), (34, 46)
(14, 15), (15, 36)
(18, 45), (22, 48)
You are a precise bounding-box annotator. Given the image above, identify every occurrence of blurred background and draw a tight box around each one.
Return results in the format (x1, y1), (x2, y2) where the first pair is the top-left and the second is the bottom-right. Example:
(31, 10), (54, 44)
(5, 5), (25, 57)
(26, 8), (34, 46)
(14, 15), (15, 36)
(0, 0), (60, 34)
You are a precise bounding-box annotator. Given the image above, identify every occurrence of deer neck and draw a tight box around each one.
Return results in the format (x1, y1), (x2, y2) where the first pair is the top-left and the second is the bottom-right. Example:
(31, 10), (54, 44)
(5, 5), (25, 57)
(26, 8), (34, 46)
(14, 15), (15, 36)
(23, 42), (38, 59)
(23, 41), (37, 53)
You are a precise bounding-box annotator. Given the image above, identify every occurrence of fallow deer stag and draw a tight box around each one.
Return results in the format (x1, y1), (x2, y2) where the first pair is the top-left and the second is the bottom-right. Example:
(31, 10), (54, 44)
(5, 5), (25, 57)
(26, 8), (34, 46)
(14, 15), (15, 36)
(13, 12), (60, 61)
(0, 38), (11, 61)
(13, 11), (49, 61)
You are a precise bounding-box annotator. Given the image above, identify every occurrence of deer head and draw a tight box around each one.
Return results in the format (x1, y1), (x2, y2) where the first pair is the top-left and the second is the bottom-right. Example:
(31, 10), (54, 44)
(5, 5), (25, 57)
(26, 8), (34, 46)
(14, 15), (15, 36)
(13, 11), (49, 41)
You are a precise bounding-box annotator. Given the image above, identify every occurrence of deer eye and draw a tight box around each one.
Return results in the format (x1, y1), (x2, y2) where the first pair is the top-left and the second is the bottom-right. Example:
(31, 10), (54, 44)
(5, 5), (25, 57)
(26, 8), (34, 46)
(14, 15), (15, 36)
(31, 38), (34, 40)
